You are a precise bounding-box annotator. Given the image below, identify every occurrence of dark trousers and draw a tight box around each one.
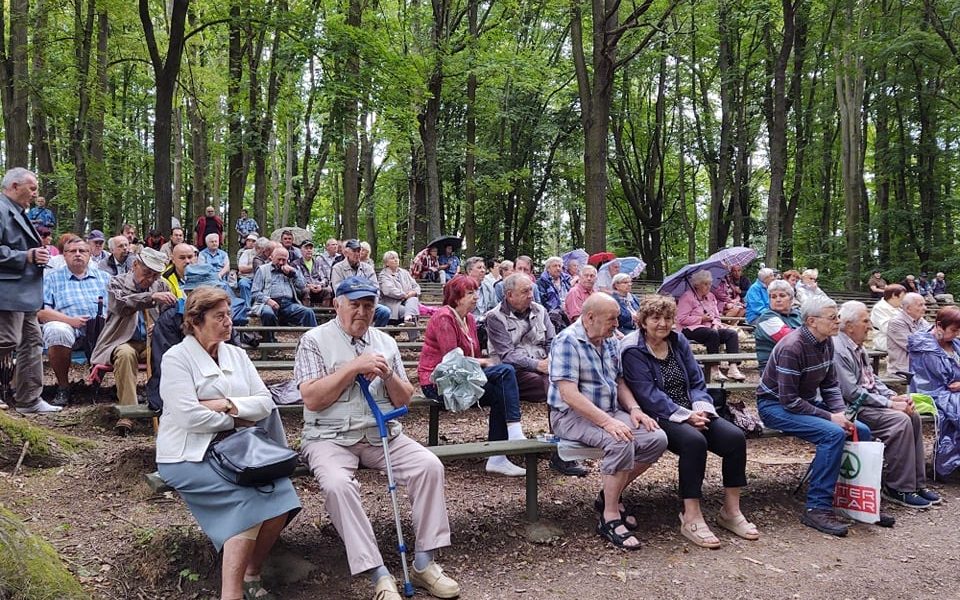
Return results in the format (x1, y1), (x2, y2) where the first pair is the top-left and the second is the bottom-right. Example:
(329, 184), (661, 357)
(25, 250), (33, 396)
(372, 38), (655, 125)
(681, 327), (739, 361)
(423, 363), (521, 442)
(515, 370), (548, 403)
(658, 417), (748, 499)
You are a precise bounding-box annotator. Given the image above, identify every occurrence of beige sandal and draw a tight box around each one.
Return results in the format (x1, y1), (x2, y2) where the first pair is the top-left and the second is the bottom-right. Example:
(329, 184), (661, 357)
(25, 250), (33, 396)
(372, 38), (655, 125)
(716, 510), (760, 540)
(679, 514), (721, 549)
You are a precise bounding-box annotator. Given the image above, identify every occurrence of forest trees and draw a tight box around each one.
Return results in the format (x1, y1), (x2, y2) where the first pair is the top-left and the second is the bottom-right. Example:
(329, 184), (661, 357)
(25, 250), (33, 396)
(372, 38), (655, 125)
(0, 0), (958, 288)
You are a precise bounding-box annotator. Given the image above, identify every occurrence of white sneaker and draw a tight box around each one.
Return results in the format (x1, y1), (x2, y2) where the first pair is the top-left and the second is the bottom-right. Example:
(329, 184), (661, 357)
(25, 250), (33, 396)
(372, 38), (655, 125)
(709, 366), (728, 382)
(726, 364), (746, 381)
(16, 399), (63, 414)
(485, 456), (526, 477)
(373, 575), (402, 600)
(410, 561), (460, 598)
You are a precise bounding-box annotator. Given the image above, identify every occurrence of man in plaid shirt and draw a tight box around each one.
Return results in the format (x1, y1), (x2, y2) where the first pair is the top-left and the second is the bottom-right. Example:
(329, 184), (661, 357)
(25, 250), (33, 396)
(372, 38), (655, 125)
(38, 236), (110, 406)
(548, 293), (667, 550)
(757, 295), (874, 537)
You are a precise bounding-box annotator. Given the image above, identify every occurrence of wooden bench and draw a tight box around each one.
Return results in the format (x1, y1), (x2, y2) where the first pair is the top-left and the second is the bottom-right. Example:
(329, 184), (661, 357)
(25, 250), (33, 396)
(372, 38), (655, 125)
(694, 350), (886, 382)
(144, 438), (558, 522)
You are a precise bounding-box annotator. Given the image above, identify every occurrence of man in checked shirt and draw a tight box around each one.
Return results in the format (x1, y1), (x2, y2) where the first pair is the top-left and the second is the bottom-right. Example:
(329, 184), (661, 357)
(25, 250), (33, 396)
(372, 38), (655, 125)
(294, 276), (460, 600)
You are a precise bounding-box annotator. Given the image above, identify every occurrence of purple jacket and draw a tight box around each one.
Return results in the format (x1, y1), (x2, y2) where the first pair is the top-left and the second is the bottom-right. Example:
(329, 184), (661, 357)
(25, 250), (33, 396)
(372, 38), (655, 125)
(538, 271), (571, 312)
(908, 330), (960, 476)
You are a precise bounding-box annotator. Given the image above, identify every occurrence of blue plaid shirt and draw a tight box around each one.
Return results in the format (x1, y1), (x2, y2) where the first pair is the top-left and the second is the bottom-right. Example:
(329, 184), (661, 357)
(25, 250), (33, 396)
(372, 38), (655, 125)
(235, 216), (259, 237)
(548, 320), (621, 412)
(42, 268), (110, 330)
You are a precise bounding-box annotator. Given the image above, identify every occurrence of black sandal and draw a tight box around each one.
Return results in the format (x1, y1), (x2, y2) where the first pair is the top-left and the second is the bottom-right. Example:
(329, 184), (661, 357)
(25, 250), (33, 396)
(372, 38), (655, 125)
(594, 490), (638, 530)
(596, 518), (642, 550)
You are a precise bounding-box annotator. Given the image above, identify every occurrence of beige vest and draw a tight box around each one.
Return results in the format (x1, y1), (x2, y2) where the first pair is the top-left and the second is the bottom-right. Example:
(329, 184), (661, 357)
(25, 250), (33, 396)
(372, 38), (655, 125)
(301, 320), (403, 446)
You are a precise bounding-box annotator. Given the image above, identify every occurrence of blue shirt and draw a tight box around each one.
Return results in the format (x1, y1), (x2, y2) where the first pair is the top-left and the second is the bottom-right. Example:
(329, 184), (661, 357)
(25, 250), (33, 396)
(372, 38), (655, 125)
(744, 278), (770, 324)
(42, 267), (110, 329)
(197, 248), (229, 275)
(27, 206), (55, 228)
(235, 217), (259, 237)
(439, 253), (460, 275)
(548, 320), (621, 412)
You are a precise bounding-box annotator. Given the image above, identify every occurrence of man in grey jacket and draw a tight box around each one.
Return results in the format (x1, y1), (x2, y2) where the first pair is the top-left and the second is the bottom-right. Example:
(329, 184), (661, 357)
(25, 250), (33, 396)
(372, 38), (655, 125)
(0, 168), (60, 413)
(834, 301), (941, 509)
(885, 292), (930, 375)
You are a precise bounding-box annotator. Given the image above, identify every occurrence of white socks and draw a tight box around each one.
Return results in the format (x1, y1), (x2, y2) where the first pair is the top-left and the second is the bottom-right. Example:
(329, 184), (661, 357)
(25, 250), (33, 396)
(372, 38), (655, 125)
(507, 422), (525, 440)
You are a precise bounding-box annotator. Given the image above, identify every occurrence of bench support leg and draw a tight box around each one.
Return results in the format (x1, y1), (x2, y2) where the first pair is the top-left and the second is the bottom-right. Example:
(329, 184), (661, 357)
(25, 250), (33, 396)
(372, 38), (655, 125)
(428, 404), (440, 447)
(525, 454), (539, 522)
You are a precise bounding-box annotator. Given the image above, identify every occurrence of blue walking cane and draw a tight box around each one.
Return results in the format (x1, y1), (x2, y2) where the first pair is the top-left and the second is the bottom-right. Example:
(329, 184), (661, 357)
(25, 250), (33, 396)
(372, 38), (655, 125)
(356, 375), (415, 598)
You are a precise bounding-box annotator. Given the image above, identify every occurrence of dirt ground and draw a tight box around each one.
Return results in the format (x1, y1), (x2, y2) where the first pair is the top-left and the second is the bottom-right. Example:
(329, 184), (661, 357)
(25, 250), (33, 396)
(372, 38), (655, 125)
(2, 365), (959, 600)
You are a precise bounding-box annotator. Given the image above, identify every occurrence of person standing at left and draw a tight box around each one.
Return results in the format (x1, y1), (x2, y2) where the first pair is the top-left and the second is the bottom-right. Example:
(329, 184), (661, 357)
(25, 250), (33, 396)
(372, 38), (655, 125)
(0, 168), (61, 413)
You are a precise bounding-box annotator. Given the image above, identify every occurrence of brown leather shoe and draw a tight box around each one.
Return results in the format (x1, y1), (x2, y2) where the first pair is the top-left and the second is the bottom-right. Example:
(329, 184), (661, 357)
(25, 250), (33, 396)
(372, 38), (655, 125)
(115, 418), (134, 436)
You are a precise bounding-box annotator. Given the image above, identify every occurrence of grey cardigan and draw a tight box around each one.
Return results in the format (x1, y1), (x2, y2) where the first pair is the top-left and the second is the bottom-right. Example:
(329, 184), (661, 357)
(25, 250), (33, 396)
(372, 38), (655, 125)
(832, 332), (894, 409)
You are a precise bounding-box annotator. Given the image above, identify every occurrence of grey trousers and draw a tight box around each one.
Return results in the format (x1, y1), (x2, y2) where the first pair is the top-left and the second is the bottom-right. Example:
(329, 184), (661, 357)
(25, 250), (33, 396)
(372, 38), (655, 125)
(551, 408), (669, 475)
(857, 406), (925, 492)
(0, 311), (43, 408)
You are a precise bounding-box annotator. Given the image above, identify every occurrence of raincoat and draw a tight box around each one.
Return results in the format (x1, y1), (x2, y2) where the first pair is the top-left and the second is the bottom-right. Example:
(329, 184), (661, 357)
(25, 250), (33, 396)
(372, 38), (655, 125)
(907, 330), (960, 476)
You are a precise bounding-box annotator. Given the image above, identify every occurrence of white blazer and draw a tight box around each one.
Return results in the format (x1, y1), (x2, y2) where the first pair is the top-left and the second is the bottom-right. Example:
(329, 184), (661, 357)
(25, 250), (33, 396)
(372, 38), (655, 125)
(156, 335), (274, 463)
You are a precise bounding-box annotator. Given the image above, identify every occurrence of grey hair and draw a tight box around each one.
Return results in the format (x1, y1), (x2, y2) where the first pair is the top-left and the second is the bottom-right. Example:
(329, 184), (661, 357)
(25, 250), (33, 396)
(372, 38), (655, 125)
(612, 272), (632, 286)
(800, 295), (837, 322)
(499, 259), (514, 271)
(502, 272), (531, 294)
(107, 235), (126, 251)
(580, 265), (598, 276)
(1, 167), (35, 189)
(838, 300), (868, 328)
(767, 279), (795, 297)
(901, 292), (925, 309)
(465, 256), (485, 272)
(801, 268), (819, 279)
(360, 241), (371, 253)
(204, 232), (219, 244)
(690, 270), (713, 287)
(757, 267), (775, 283)
(544, 256), (562, 270)
(382, 250), (399, 262)
(255, 237), (273, 251)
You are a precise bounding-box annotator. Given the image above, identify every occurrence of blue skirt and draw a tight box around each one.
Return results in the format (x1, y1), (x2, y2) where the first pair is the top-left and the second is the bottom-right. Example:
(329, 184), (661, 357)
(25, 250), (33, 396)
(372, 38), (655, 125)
(158, 457), (302, 552)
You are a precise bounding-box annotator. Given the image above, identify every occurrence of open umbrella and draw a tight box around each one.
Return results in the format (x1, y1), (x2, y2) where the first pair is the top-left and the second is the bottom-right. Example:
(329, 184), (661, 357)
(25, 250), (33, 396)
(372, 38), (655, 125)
(706, 246), (757, 269)
(562, 249), (589, 269)
(269, 226), (312, 245)
(426, 235), (462, 252)
(658, 260), (731, 298)
(600, 256), (646, 278)
(588, 252), (616, 268)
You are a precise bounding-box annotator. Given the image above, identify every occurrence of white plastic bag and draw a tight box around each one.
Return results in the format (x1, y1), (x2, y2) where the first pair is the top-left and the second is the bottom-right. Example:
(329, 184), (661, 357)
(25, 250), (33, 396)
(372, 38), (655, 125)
(833, 427), (884, 524)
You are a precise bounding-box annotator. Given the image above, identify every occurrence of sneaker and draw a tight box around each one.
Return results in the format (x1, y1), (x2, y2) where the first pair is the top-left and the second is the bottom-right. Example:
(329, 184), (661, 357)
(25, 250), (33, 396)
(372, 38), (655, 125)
(917, 487), (943, 505)
(800, 508), (848, 537)
(726, 364), (746, 381)
(410, 561), (460, 599)
(372, 575), (402, 600)
(51, 387), (70, 407)
(485, 457), (526, 477)
(16, 399), (63, 414)
(882, 486), (932, 508)
(709, 366), (728, 382)
(549, 454), (588, 477)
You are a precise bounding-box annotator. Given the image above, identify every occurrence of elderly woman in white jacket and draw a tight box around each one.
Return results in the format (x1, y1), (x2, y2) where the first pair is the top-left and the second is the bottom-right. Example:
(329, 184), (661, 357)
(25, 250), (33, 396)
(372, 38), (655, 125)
(378, 250), (421, 324)
(156, 287), (301, 600)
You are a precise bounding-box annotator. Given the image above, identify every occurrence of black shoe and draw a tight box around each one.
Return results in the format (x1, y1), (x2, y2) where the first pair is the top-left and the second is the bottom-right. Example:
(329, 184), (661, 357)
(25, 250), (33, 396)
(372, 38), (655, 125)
(800, 509), (848, 537)
(877, 511), (896, 528)
(882, 486), (932, 508)
(550, 455), (588, 477)
(51, 387), (70, 407)
(917, 487), (943, 505)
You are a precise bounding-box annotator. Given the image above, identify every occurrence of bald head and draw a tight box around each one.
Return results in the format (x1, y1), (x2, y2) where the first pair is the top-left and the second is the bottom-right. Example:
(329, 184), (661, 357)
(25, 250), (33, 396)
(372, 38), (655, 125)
(171, 243), (197, 276)
(271, 246), (290, 268)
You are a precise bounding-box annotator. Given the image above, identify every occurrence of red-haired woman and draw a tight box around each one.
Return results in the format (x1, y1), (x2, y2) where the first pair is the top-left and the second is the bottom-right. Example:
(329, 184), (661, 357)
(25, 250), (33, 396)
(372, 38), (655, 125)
(418, 275), (528, 476)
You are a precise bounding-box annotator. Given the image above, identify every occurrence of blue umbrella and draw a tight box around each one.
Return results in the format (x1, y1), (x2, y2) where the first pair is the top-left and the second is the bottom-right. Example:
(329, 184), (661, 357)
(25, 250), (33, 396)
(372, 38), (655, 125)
(599, 256), (646, 278)
(562, 249), (588, 268)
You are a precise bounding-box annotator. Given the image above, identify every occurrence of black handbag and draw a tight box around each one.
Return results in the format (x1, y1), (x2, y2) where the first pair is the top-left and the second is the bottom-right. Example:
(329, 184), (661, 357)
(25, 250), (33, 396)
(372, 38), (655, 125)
(708, 386), (764, 438)
(209, 426), (299, 488)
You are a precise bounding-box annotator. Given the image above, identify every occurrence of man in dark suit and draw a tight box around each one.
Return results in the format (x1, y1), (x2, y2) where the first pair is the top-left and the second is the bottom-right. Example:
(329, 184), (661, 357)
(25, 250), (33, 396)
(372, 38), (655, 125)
(0, 168), (61, 413)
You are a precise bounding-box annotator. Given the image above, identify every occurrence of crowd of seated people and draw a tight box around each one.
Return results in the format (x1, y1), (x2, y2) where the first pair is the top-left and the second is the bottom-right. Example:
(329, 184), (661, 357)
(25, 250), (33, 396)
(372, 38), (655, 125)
(7, 170), (960, 599)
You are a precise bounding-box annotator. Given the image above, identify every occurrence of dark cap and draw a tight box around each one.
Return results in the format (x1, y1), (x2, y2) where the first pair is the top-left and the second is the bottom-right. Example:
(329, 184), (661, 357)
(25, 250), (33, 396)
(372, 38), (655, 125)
(336, 276), (378, 300)
(302, 240), (314, 248)
(343, 239), (361, 251)
(86, 229), (106, 242)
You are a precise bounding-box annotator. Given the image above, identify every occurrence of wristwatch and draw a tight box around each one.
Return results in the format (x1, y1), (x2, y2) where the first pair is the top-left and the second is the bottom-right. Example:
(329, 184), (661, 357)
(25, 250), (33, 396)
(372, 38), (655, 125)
(223, 399), (235, 413)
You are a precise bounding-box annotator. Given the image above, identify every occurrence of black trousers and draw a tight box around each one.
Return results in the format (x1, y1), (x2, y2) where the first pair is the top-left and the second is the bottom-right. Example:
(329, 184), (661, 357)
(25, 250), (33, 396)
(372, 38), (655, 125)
(681, 327), (739, 362)
(658, 417), (747, 499)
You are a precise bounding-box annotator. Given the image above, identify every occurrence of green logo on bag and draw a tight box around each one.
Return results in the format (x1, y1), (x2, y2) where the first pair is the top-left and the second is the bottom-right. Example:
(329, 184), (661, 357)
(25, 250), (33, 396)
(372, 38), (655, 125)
(839, 451), (861, 479)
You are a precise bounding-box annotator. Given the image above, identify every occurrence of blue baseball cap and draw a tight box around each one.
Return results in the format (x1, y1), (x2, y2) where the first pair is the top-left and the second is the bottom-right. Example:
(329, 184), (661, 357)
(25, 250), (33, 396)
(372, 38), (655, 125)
(336, 276), (378, 300)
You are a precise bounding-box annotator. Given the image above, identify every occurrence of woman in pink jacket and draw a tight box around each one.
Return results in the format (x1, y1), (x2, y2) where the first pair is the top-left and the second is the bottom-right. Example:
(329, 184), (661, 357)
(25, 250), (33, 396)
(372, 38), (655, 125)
(676, 270), (745, 381)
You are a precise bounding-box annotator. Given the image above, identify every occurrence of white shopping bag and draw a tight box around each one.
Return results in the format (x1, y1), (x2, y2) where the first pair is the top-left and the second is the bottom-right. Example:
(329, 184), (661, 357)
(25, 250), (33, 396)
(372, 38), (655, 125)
(833, 425), (884, 523)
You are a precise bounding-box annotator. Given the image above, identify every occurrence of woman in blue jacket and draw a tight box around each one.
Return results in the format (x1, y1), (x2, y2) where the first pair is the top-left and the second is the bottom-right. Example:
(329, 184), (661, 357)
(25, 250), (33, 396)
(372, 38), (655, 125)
(621, 295), (758, 548)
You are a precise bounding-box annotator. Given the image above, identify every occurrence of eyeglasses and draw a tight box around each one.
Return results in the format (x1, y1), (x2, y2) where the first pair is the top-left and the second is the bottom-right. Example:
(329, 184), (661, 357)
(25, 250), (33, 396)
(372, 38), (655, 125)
(814, 314), (839, 321)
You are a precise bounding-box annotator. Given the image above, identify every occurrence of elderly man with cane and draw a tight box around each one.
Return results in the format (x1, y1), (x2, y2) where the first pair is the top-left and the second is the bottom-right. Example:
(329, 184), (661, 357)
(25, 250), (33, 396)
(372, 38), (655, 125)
(295, 276), (460, 600)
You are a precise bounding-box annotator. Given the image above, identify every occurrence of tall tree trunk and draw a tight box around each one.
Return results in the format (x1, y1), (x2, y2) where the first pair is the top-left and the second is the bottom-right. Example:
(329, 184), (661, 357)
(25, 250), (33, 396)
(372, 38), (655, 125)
(226, 3), (245, 245)
(463, 0), (478, 255)
(31, 0), (54, 194)
(140, 0), (188, 235)
(0, 0), (31, 167)
(72, 0), (95, 233)
(340, 0), (362, 239)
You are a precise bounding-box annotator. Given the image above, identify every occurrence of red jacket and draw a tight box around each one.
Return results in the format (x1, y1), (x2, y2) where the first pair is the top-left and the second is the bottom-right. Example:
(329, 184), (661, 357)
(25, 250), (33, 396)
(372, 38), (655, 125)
(417, 306), (481, 386)
(194, 215), (224, 246)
